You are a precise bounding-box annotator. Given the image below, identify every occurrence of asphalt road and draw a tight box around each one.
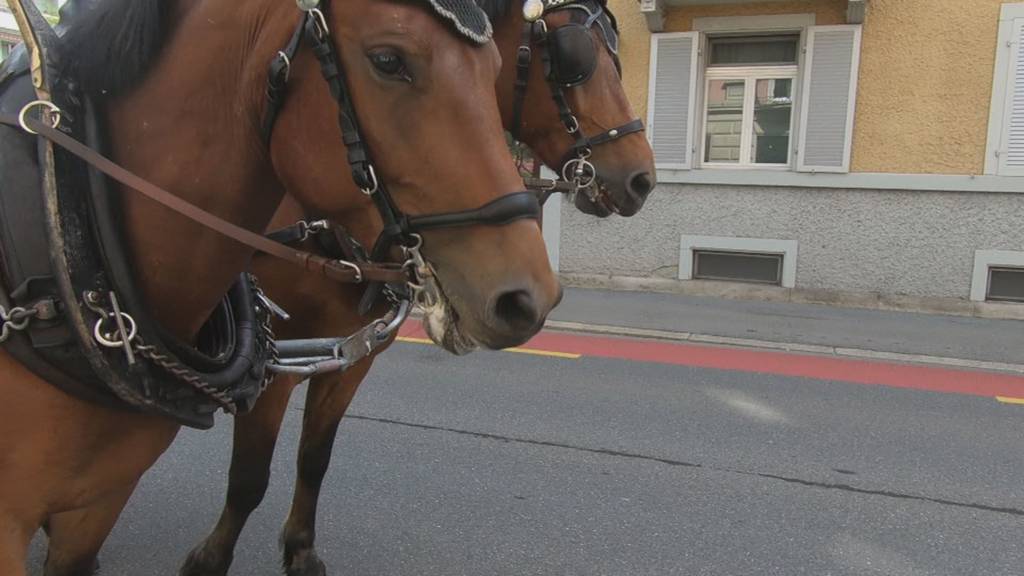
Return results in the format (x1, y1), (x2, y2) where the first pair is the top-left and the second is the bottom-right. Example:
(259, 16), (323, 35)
(27, 337), (1024, 575)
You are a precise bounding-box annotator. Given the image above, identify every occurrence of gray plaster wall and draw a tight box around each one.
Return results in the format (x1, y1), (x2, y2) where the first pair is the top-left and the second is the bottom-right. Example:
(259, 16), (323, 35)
(559, 184), (1024, 300)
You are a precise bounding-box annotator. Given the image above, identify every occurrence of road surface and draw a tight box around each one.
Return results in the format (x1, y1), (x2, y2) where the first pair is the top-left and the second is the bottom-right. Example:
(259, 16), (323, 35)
(27, 327), (1024, 575)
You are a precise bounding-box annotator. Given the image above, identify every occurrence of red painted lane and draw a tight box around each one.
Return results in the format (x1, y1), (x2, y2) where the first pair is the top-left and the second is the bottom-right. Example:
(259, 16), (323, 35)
(398, 321), (1024, 400)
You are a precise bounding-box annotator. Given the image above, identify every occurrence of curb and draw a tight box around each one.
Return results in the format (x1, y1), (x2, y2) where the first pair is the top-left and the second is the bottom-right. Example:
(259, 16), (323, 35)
(557, 273), (1024, 321)
(544, 320), (1024, 375)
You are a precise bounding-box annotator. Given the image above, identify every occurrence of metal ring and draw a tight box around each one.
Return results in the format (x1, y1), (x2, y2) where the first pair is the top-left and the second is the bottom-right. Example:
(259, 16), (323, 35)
(5, 308), (33, 331)
(562, 158), (597, 189)
(360, 164), (379, 195)
(93, 313), (138, 349)
(18, 100), (61, 135)
(405, 233), (423, 251)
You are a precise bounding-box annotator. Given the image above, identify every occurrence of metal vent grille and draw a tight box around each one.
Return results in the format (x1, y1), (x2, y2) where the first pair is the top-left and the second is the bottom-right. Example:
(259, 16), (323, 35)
(693, 250), (783, 285)
(987, 267), (1024, 302)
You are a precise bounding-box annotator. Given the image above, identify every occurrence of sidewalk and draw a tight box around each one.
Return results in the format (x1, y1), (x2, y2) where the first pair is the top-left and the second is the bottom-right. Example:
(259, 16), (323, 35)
(546, 288), (1024, 369)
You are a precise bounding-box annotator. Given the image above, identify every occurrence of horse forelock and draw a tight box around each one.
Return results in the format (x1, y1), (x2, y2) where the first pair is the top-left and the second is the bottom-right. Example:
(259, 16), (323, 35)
(59, 0), (168, 97)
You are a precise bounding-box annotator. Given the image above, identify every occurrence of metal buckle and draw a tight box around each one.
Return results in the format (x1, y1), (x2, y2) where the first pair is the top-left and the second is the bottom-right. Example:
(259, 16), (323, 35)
(360, 164), (380, 195)
(277, 51), (293, 83)
(309, 8), (330, 40)
(336, 259), (363, 283)
(564, 114), (581, 134)
(298, 219), (329, 241)
(516, 45), (533, 67)
(18, 100), (61, 135)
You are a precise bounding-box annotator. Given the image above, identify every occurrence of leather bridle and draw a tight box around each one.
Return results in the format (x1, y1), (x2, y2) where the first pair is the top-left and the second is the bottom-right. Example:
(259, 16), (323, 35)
(262, 0), (543, 298)
(511, 0), (644, 199)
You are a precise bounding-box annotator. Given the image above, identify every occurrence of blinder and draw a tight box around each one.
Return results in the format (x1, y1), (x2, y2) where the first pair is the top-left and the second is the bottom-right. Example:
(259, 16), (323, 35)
(548, 24), (597, 87)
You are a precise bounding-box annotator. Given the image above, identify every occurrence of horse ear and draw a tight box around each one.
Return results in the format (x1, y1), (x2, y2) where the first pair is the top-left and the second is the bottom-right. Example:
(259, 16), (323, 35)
(423, 0), (493, 44)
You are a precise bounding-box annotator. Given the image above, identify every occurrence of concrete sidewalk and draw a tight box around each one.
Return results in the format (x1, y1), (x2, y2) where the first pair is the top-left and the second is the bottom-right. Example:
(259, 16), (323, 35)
(547, 288), (1024, 369)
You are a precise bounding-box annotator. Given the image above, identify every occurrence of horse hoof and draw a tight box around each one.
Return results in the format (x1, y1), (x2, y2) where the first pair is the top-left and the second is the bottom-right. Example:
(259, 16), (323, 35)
(284, 549), (327, 576)
(179, 545), (231, 576)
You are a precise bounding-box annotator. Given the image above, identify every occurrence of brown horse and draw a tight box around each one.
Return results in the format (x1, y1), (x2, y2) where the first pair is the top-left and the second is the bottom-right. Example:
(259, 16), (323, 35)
(0, 0), (560, 574)
(180, 1), (655, 575)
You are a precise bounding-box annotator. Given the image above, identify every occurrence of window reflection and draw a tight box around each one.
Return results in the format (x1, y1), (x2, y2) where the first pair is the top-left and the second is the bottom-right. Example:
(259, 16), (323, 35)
(751, 78), (793, 164)
(704, 79), (745, 164)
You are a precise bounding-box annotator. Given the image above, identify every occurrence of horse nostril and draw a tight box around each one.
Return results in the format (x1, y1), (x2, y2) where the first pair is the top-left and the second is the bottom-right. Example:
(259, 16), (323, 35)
(627, 171), (655, 200)
(492, 289), (540, 333)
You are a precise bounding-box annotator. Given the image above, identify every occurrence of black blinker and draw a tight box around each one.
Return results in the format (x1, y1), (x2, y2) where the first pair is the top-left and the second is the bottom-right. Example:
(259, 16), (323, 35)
(549, 24), (597, 87)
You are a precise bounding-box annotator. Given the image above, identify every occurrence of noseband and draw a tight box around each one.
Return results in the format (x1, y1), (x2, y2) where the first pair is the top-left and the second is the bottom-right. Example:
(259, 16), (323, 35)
(511, 0), (644, 197)
(263, 0), (542, 294)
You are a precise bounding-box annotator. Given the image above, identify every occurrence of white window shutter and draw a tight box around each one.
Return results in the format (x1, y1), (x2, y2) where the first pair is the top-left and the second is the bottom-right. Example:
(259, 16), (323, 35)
(647, 32), (700, 170)
(796, 25), (862, 173)
(999, 17), (1024, 176)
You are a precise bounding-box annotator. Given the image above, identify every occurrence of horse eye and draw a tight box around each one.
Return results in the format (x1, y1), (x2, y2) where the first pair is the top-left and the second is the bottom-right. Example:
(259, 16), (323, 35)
(368, 50), (412, 83)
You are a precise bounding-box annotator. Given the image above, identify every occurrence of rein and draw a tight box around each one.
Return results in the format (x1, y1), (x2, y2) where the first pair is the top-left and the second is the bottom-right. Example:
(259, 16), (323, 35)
(0, 112), (409, 286)
(6, 0), (543, 293)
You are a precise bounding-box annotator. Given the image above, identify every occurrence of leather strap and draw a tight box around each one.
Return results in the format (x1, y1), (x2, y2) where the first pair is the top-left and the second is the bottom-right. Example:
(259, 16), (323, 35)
(262, 18), (306, 144)
(404, 191), (540, 231)
(586, 118), (644, 147)
(265, 222), (309, 245)
(510, 22), (534, 142)
(0, 114), (409, 285)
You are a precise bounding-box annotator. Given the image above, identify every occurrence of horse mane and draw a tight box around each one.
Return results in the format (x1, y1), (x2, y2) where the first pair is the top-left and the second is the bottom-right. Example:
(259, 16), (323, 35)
(475, 0), (514, 23)
(60, 0), (169, 96)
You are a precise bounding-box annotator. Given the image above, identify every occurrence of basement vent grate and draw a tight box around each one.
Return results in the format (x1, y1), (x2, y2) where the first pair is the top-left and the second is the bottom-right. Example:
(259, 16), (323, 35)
(692, 250), (783, 285)
(987, 267), (1024, 302)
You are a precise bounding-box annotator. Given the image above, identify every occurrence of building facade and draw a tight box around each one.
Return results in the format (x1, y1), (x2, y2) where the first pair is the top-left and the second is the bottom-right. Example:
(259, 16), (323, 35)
(1, 2), (62, 58)
(550, 0), (1024, 316)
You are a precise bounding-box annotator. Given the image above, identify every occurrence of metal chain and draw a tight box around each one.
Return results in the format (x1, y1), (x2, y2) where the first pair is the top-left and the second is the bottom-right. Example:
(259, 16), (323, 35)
(133, 336), (238, 415)
(85, 290), (240, 415)
(0, 304), (38, 343)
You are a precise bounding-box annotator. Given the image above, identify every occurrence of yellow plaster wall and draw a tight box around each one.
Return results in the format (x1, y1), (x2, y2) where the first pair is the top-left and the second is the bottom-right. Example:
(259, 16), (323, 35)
(612, 0), (1005, 175)
(853, 0), (1003, 174)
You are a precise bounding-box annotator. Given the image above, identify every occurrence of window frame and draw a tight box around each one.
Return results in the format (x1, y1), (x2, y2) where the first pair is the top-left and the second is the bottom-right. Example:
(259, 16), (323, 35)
(693, 27), (808, 172)
(700, 63), (800, 169)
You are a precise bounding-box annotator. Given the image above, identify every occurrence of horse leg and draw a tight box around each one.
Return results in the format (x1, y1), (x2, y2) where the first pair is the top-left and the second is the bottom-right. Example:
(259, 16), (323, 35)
(281, 360), (373, 576)
(179, 374), (298, 576)
(0, 512), (33, 576)
(42, 482), (137, 576)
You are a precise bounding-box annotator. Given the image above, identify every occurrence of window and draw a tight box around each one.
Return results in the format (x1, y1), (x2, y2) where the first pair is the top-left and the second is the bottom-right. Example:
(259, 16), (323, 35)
(680, 235), (798, 288)
(702, 35), (798, 167)
(0, 41), (14, 60)
(647, 21), (861, 173)
(987, 268), (1024, 302)
(970, 250), (1024, 302)
(692, 250), (783, 285)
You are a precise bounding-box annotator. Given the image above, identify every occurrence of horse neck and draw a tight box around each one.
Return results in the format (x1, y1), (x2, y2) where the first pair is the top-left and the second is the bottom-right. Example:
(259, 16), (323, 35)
(104, 0), (293, 341)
